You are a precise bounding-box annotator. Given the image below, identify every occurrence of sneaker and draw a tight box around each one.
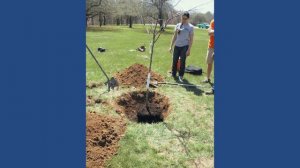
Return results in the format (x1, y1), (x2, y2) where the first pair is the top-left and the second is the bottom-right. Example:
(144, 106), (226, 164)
(178, 76), (184, 83)
(202, 78), (211, 83)
(205, 90), (214, 95)
(205, 86), (214, 95)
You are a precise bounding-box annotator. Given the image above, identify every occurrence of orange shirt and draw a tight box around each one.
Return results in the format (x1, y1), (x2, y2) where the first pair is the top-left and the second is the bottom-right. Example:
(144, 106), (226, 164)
(208, 19), (214, 49)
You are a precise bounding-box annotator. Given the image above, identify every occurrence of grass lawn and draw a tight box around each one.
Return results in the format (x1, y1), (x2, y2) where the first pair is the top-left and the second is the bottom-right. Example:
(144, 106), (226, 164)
(86, 24), (214, 168)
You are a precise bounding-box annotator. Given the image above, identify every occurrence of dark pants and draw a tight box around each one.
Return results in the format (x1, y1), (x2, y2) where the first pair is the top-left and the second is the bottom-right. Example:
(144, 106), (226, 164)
(172, 45), (189, 77)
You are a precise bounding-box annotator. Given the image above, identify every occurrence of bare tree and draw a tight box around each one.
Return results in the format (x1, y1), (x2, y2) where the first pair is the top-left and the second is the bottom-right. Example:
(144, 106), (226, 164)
(145, 12), (181, 111)
(115, 0), (140, 28)
(86, 0), (117, 26)
(86, 0), (102, 25)
(141, 0), (173, 29)
(86, 0), (181, 27)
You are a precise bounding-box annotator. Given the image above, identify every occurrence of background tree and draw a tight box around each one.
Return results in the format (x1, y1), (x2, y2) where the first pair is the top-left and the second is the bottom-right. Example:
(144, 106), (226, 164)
(115, 0), (141, 28)
(143, 0), (172, 29)
(189, 11), (214, 25)
(86, 0), (214, 27)
(86, 0), (103, 26)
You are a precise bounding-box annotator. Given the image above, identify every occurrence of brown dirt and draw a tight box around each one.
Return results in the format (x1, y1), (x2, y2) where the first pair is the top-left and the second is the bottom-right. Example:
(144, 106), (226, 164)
(86, 96), (108, 106)
(114, 64), (164, 88)
(115, 91), (171, 123)
(86, 81), (103, 89)
(86, 112), (126, 168)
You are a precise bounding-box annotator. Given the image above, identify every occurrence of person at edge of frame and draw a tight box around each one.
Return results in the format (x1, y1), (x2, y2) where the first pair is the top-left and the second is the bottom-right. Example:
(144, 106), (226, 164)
(204, 19), (215, 95)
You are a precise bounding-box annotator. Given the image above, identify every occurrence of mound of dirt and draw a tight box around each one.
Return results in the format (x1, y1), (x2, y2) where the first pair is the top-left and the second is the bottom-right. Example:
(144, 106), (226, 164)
(114, 64), (164, 88)
(86, 112), (126, 168)
(86, 81), (103, 89)
(116, 91), (170, 123)
(86, 96), (109, 106)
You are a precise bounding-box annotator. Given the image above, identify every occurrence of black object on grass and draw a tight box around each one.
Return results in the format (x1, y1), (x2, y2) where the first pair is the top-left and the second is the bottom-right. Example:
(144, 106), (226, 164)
(185, 65), (203, 75)
(98, 47), (106, 53)
(137, 45), (146, 52)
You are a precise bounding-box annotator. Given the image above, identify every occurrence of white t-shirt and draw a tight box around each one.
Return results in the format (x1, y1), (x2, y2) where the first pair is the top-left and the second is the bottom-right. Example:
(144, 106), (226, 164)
(175, 23), (194, 47)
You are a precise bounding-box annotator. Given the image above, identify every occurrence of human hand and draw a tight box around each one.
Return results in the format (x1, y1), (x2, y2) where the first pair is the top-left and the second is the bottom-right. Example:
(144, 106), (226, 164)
(208, 29), (214, 36)
(186, 49), (191, 56)
(169, 47), (173, 54)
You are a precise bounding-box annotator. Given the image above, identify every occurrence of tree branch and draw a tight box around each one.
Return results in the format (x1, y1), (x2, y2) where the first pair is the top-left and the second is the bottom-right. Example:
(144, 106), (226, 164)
(173, 0), (182, 8)
(86, 0), (102, 13)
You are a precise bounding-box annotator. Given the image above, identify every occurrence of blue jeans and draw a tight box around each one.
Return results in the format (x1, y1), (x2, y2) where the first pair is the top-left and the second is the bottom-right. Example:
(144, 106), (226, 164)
(172, 45), (189, 77)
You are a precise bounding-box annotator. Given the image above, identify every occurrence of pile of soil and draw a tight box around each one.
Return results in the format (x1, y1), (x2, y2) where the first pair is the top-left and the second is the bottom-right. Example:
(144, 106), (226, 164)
(86, 81), (103, 89)
(114, 64), (164, 88)
(86, 96), (108, 106)
(116, 91), (170, 123)
(86, 112), (126, 168)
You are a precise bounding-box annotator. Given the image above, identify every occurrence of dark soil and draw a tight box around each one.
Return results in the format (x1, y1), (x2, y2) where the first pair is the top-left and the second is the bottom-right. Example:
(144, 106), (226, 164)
(86, 112), (126, 168)
(116, 91), (170, 123)
(114, 64), (164, 88)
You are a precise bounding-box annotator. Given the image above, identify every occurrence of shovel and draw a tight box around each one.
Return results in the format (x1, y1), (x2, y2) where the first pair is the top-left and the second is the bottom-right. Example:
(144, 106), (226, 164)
(86, 44), (118, 92)
(150, 81), (208, 88)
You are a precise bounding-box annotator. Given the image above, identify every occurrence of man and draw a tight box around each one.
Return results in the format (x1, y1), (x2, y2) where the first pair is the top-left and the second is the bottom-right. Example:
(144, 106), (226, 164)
(169, 12), (194, 82)
(203, 19), (214, 84)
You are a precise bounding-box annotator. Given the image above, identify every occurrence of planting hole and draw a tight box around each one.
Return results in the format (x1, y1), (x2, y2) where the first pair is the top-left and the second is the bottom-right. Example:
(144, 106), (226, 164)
(116, 91), (170, 123)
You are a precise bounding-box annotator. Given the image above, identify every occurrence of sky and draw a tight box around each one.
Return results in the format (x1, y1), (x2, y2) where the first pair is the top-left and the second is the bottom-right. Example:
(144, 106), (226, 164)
(171, 0), (214, 14)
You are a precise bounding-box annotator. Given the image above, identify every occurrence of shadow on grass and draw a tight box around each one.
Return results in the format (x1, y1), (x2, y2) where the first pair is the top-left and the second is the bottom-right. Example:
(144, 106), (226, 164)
(183, 79), (203, 96)
(173, 78), (203, 96)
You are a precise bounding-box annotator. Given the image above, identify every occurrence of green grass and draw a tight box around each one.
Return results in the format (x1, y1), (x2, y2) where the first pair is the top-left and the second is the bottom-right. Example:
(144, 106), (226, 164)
(86, 24), (214, 168)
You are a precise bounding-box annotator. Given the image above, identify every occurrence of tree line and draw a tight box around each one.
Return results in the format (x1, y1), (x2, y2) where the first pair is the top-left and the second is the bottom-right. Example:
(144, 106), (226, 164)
(86, 0), (214, 28)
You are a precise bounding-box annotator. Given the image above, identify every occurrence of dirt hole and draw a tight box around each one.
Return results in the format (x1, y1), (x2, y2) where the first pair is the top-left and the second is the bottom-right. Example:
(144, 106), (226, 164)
(86, 112), (126, 168)
(116, 91), (170, 123)
(114, 64), (164, 88)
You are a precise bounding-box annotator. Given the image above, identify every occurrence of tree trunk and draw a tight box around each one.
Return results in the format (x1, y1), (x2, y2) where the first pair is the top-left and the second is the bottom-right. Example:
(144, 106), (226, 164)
(158, 0), (164, 30)
(120, 16), (123, 25)
(145, 23), (158, 113)
(91, 17), (94, 25)
(142, 16), (145, 25)
(116, 17), (120, 26)
(129, 16), (132, 28)
(98, 13), (102, 27)
(158, 9), (163, 28)
(86, 16), (88, 27)
(103, 15), (106, 25)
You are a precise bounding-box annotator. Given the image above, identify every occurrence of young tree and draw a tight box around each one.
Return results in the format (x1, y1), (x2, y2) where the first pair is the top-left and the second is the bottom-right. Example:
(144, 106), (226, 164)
(144, 3), (201, 112)
(144, 12), (181, 112)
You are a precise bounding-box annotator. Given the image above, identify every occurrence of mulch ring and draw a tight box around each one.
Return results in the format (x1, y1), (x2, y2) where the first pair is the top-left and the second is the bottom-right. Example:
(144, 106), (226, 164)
(114, 64), (164, 88)
(115, 91), (171, 123)
(86, 112), (127, 168)
(86, 96), (109, 106)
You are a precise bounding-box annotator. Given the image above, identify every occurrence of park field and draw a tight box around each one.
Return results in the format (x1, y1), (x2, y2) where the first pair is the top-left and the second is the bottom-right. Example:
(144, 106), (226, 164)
(86, 24), (214, 168)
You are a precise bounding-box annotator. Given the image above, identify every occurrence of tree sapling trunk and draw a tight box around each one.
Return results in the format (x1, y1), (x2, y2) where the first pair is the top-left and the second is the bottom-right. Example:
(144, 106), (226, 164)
(145, 22), (159, 114)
